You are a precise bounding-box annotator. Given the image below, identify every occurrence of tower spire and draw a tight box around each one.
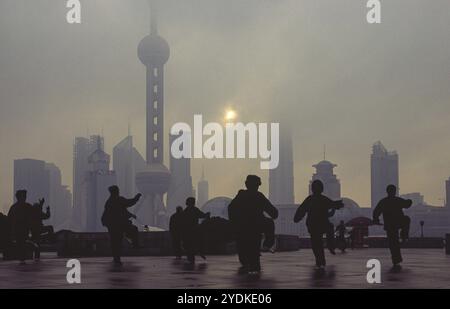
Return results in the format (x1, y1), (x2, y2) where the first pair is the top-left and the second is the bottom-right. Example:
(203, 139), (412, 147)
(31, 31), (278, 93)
(150, 0), (158, 35)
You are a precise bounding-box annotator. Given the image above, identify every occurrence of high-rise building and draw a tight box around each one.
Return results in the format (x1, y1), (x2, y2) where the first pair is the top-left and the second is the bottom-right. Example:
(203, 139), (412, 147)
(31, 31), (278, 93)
(197, 169), (209, 208)
(269, 129), (294, 205)
(371, 141), (399, 208)
(72, 135), (105, 231)
(85, 140), (116, 232)
(135, 0), (171, 228)
(113, 135), (135, 198)
(14, 159), (50, 205)
(167, 133), (193, 215)
(45, 163), (72, 229)
(310, 160), (341, 200)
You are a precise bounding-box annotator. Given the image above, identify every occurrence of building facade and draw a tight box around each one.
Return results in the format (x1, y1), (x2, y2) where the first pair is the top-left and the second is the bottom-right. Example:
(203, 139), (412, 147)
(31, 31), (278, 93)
(371, 141), (399, 208)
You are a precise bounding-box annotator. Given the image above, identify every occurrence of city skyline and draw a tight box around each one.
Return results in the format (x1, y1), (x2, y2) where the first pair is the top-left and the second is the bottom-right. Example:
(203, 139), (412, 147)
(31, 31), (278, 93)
(1, 0), (450, 211)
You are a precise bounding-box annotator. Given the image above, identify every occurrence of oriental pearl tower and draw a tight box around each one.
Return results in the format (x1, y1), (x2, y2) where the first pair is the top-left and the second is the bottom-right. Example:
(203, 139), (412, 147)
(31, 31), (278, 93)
(135, 0), (171, 229)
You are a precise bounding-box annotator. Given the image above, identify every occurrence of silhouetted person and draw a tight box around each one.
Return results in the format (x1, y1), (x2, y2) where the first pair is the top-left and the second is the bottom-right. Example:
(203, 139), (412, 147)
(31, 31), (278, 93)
(101, 186), (141, 266)
(182, 197), (209, 264)
(294, 180), (344, 269)
(373, 184), (412, 270)
(335, 220), (347, 253)
(169, 206), (184, 259)
(228, 175), (278, 274)
(8, 190), (33, 264)
(30, 198), (54, 260)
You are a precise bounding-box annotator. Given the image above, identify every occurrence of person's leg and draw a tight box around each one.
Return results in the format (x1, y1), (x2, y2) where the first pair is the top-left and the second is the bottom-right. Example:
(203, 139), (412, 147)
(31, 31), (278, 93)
(326, 222), (336, 254)
(311, 232), (326, 267)
(171, 234), (182, 258)
(400, 216), (411, 241)
(387, 229), (402, 266)
(236, 237), (248, 268)
(247, 233), (262, 273)
(125, 224), (139, 248)
(339, 235), (346, 252)
(109, 229), (123, 264)
(184, 234), (195, 264)
(16, 237), (26, 263)
(31, 236), (40, 260)
(261, 217), (275, 249)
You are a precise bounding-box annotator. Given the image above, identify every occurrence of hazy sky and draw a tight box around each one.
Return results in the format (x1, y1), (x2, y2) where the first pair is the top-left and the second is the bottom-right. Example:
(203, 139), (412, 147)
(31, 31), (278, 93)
(1, 0), (450, 212)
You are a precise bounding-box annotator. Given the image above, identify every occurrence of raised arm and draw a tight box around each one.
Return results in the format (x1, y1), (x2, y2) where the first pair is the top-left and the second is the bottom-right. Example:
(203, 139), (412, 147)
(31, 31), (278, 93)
(123, 194), (142, 208)
(41, 207), (51, 220)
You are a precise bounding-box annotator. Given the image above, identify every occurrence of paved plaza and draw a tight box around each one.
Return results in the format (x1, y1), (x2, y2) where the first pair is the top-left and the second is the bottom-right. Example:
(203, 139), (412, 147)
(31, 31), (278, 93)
(0, 249), (449, 289)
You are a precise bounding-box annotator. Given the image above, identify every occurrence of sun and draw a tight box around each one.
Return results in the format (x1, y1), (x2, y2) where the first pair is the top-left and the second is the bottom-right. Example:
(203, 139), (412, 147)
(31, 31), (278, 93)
(225, 109), (237, 122)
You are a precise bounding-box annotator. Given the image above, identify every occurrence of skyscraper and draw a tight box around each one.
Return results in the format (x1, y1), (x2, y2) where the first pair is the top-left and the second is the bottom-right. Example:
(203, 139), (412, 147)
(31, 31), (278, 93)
(371, 141), (399, 208)
(135, 0), (171, 228)
(197, 169), (209, 208)
(167, 133), (193, 215)
(45, 163), (72, 229)
(269, 129), (294, 205)
(72, 135), (104, 231)
(310, 160), (341, 200)
(113, 135), (135, 198)
(85, 140), (116, 232)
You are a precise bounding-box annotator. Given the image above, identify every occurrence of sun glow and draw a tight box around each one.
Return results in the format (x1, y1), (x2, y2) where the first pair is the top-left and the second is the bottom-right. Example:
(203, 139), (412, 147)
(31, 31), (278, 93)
(225, 109), (237, 122)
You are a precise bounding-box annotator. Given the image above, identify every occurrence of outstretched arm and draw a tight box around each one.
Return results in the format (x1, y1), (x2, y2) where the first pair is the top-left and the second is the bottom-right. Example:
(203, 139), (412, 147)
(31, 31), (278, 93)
(294, 198), (309, 223)
(401, 198), (413, 209)
(195, 207), (209, 219)
(123, 193), (142, 208)
(330, 199), (344, 210)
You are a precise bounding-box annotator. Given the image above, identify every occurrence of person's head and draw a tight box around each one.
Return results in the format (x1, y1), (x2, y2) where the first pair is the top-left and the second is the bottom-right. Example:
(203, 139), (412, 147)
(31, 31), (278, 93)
(108, 185), (120, 197)
(186, 197), (196, 207)
(15, 190), (27, 202)
(386, 184), (397, 197)
(245, 175), (262, 191)
(311, 180), (324, 195)
(176, 206), (183, 213)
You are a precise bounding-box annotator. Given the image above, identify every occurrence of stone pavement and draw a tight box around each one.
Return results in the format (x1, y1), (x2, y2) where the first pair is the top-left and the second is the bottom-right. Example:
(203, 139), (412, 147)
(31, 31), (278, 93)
(0, 249), (449, 289)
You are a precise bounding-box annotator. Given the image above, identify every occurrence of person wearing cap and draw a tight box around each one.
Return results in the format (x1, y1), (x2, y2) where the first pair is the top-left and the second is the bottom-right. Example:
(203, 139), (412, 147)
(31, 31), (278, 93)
(228, 175), (278, 275)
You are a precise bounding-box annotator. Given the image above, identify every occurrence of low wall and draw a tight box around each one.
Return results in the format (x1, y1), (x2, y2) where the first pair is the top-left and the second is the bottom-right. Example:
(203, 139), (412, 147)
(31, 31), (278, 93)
(56, 231), (301, 258)
(296, 236), (444, 249)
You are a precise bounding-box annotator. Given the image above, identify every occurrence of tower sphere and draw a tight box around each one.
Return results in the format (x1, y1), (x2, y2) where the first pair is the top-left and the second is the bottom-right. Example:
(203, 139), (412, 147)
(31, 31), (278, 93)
(138, 34), (170, 66)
